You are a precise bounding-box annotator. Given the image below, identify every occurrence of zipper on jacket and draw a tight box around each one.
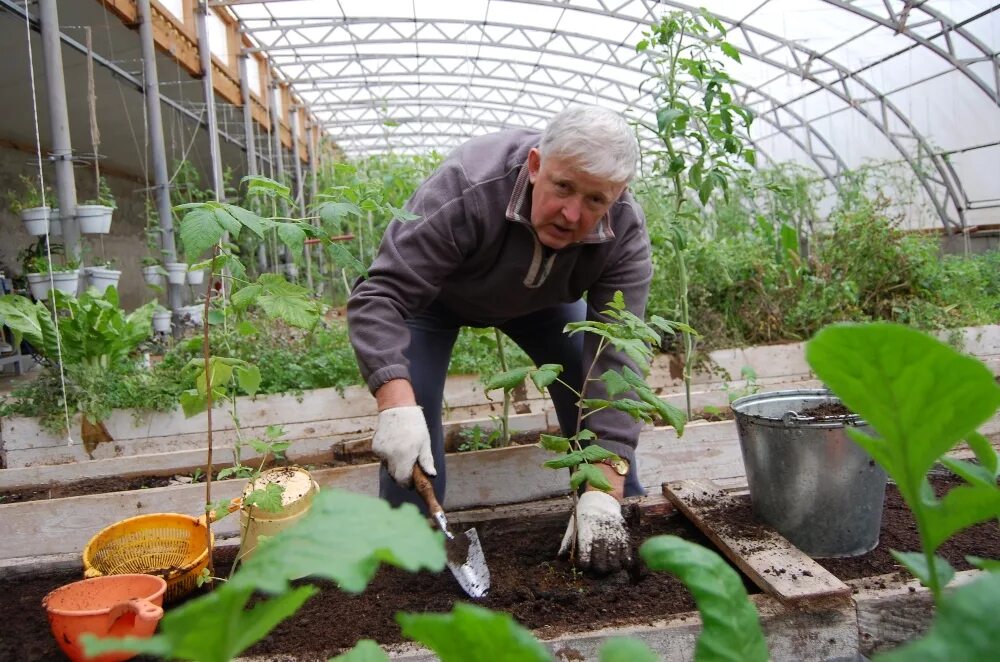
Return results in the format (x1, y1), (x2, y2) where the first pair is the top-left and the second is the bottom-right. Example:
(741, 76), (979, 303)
(523, 237), (557, 288)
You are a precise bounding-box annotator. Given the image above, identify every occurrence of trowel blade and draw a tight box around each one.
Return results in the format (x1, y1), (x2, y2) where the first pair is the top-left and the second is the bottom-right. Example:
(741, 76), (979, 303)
(444, 527), (491, 599)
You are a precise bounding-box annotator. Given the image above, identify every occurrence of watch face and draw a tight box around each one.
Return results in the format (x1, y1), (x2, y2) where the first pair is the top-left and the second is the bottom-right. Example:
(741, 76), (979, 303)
(611, 459), (629, 475)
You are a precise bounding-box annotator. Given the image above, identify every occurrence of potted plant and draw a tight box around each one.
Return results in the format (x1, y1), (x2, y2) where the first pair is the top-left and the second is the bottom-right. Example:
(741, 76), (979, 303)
(7, 175), (54, 236)
(84, 258), (121, 295)
(151, 305), (172, 335)
(77, 176), (115, 234)
(164, 261), (188, 285)
(26, 255), (80, 300)
(186, 266), (205, 286)
(141, 256), (166, 287)
(0, 286), (156, 453)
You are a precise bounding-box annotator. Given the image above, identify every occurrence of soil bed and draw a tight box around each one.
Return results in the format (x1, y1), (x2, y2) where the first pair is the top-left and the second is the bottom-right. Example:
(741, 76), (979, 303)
(0, 509), (712, 661)
(713, 473), (999, 588)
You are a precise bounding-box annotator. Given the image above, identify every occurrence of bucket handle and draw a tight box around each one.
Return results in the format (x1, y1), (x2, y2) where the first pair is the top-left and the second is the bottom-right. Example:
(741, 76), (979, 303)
(108, 597), (163, 626)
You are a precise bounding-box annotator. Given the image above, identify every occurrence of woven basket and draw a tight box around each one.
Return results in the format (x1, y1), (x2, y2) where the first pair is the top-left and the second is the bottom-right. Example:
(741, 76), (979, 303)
(82, 513), (214, 602)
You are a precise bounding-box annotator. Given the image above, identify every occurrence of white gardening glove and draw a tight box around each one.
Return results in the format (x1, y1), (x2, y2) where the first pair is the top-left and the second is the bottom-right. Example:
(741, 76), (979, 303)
(372, 406), (436, 488)
(558, 490), (631, 573)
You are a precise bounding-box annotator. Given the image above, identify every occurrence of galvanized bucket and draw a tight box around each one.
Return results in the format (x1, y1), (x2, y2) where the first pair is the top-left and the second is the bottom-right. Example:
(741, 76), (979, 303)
(730, 389), (887, 557)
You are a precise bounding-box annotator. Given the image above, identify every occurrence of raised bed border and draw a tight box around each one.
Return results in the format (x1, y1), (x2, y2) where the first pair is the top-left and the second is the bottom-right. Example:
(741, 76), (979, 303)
(5, 324), (997, 470)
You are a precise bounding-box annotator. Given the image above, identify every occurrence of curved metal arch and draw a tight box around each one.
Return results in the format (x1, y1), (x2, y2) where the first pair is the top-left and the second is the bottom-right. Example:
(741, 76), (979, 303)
(246, 12), (963, 228)
(307, 75), (841, 185)
(819, 0), (999, 106)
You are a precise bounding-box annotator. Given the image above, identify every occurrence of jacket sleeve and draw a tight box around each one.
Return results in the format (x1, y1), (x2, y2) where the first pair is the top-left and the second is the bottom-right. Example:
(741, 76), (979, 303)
(581, 198), (654, 470)
(347, 161), (478, 393)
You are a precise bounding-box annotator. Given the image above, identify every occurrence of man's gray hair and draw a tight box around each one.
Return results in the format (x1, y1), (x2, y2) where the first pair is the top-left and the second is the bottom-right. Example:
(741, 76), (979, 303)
(539, 105), (640, 183)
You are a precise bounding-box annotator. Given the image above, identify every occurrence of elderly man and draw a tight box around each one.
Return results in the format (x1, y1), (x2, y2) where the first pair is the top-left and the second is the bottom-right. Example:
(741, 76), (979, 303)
(348, 105), (652, 573)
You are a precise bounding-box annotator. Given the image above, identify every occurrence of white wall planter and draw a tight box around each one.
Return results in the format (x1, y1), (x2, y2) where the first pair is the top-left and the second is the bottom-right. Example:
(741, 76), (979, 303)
(20, 206), (51, 236)
(27, 271), (80, 299)
(178, 304), (203, 326)
(186, 268), (205, 286)
(26, 272), (51, 300)
(50, 270), (80, 297)
(142, 265), (164, 287)
(151, 310), (172, 334)
(84, 267), (121, 295)
(76, 205), (114, 234)
(164, 262), (187, 285)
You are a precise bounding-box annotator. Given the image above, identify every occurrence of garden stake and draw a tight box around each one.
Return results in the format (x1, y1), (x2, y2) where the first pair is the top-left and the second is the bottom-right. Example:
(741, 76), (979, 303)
(412, 465), (491, 599)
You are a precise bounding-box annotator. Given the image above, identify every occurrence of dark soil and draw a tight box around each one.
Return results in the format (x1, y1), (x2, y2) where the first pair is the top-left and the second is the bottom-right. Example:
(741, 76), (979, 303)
(0, 509), (710, 662)
(799, 401), (855, 418)
(713, 474), (1000, 587)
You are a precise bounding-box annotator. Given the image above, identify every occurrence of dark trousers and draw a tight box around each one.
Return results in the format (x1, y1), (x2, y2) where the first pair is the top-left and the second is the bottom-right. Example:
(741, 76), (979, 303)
(379, 299), (593, 512)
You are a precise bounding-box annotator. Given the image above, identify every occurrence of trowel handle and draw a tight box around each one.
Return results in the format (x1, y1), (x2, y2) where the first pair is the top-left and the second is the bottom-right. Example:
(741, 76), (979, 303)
(412, 464), (443, 517)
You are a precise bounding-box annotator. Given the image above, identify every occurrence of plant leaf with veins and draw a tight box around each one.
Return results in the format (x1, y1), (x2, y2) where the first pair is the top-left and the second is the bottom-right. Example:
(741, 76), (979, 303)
(398, 603), (551, 662)
(641, 536), (767, 661)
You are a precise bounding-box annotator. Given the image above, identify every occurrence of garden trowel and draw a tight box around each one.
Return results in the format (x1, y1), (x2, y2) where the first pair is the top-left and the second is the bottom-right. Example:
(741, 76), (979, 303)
(412, 465), (491, 599)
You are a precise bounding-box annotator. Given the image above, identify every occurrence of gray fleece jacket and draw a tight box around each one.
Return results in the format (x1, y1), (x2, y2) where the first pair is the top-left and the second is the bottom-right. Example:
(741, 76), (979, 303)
(347, 129), (653, 464)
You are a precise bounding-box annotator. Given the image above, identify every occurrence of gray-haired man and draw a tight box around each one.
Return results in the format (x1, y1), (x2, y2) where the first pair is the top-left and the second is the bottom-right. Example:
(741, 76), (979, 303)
(348, 105), (652, 573)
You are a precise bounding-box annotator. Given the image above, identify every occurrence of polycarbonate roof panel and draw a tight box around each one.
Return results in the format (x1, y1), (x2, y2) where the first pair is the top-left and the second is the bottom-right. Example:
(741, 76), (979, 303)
(214, 0), (1000, 230)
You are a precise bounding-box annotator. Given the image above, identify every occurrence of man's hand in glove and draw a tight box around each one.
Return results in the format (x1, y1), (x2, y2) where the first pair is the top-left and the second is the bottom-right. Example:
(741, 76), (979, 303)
(372, 405), (436, 488)
(558, 490), (632, 573)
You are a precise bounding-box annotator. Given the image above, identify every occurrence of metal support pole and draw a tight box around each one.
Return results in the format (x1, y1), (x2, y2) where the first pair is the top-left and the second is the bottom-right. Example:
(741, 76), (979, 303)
(238, 53), (257, 178)
(290, 108), (313, 290)
(37, 0), (80, 265)
(269, 83), (286, 269)
(136, 0), (183, 317)
(195, 1), (224, 202)
(308, 120), (328, 297)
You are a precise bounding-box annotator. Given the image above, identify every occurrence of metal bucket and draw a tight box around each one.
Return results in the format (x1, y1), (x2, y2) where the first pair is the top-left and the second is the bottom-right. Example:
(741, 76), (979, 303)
(730, 389), (887, 557)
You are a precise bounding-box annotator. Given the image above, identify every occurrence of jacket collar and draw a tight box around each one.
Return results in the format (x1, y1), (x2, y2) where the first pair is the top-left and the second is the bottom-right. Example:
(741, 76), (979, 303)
(504, 160), (615, 245)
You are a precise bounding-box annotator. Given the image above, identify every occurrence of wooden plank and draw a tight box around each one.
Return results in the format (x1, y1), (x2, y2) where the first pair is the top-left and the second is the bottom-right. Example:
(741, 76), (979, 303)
(852, 570), (983, 657)
(664, 478), (852, 603)
(360, 593), (858, 662)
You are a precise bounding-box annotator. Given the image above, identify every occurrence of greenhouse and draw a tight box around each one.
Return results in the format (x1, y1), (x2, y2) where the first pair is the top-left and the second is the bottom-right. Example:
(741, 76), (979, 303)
(0, 1), (998, 660)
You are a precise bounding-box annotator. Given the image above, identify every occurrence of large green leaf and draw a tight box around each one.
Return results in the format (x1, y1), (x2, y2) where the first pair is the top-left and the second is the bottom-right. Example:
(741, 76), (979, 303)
(223, 203), (267, 238)
(82, 584), (316, 662)
(327, 243), (368, 278)
(179, 206), (225, 262)
(0, 295), (47, 350)
(538, 434), (571, 452)
(920, 483), (1000, 552)
(531, 363), (563, 391)
(806, 323), (1000, 499)
(640, 536), (767, 662)
(877, 573), (1000, 661)
(483, 367), (532, 394)
(398, 603), (552, 662)
(230, 490), (445, 594)
(277, 222), (307, 256)
(571, 463), (612, 492)
(329, 640), (390, 661)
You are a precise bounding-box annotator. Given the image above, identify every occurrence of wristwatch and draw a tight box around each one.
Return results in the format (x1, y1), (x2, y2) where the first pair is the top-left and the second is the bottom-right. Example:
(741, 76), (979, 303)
(600, 456), (630, 476)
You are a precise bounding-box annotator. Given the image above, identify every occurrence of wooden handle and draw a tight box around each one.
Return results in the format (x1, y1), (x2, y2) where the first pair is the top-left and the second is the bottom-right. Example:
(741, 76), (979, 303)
(412, 464), (443, 516)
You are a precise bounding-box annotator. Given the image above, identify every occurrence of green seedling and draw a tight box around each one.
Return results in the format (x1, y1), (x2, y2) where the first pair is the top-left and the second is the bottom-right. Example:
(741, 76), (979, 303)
(807, 322), (1000, 602)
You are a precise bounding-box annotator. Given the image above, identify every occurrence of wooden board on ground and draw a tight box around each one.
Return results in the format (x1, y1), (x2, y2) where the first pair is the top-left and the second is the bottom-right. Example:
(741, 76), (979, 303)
(664, 478), (852, 603)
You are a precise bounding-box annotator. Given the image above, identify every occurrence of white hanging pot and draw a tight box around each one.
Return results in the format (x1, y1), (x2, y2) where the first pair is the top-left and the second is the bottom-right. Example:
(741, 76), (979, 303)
(26, 272), (51, 300)
(186, 268), (205, 286)
(179, 304), (203, 326)
(164, 262), (187, 285)
(20, 206), (51, 236)
(49, 270), (80, 297)
(152, 310), (172, 334)
(142, 265), (164, 287)
(76, 205), (114, 234)
(85, 266), (121, 295)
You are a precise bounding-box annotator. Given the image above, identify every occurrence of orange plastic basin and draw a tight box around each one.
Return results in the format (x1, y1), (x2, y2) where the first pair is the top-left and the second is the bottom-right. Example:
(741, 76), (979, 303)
(42, 573), (166, 662)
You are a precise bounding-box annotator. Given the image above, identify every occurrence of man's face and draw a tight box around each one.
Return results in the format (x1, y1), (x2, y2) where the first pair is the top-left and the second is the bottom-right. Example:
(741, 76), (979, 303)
(527, 148), (626, 250)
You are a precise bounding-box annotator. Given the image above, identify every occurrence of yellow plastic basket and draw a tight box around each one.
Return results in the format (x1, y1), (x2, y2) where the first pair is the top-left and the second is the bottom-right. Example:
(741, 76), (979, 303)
(82, 513), (214, 602)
